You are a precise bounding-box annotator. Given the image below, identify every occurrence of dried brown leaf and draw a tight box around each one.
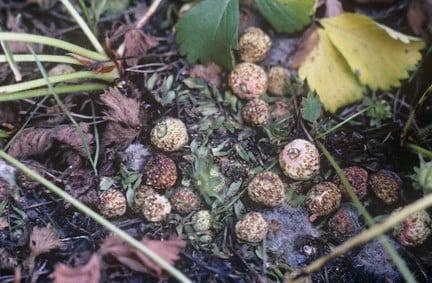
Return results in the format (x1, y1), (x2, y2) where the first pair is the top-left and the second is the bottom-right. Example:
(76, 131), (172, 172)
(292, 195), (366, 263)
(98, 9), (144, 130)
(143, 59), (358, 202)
(100, 88), (141, 148)
(8, 127), (55, 158)
(0, 102), (20, 132)
(29, 225), (63, 258)
(124, 29), (158, 66)
(5, 11), (42, 54)
(63, 169), (98, 207)
(8, 123), (93, 159)
(189, 63), (222, 88)
(51, 254), (101, 283)
(407, 0), (432, 37)
(54, 123), (93, 157)
(292, 25), (319, 69)
(353, 0), (394, 3)
(99, 235), (185, 278)
(325, 0), (343, 18)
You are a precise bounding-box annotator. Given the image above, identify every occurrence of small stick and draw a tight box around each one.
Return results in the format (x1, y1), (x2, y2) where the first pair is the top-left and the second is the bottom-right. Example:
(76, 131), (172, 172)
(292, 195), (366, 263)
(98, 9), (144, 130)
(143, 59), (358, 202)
(116, 0), (163, 56)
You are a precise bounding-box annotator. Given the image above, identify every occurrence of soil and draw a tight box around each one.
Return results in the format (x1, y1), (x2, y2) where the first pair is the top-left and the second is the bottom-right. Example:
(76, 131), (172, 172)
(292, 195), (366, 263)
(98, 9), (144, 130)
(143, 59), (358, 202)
(0, 0), (432, 282)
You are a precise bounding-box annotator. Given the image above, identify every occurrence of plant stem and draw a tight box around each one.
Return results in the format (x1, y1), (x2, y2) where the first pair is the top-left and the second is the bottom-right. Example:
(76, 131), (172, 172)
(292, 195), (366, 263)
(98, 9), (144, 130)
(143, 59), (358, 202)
(406, 142), (432, 160)
(298, 192), (432, 276)
(317, 108), (369, 139)
(0, 54), (81, 65)
(0, 151), (192, 283)
(0, 32), (108, 61)
(0, 83), (106, 102)
(0, 28), (22, 81)
(316, 141), (417, 283)
(401, 83), (432, 145)
(0, 70), (116, 93)
(59, 0), (106, 55)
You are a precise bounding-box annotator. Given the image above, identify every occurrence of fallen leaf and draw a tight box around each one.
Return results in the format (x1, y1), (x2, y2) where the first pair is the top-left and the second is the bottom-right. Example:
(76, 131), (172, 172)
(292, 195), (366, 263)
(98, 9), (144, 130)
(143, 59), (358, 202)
(295, 13), (425, 112)
(8, 123), (93, 159)
(325, 0), (343, 18)
(297, 28), (363, 112)
(353, 0), (395, 3)
(407, 0), (432, 37)
(63, 169), (99, 207)
(51, 254), (101, 283)
(124, 29), (158, 66)
(100, 88), (141, 148)
(29, 225), (63, 258)
(189, 63), (222, 88)
(255, 0), (315, 33)
(320, 13), (425, 90)
(100, 235), (185, 278)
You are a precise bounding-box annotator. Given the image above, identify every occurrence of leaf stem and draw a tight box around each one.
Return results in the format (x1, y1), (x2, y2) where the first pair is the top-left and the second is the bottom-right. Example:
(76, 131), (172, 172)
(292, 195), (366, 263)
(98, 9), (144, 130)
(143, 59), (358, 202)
(59, 0), (106, 55)
(0, 54), (81, 65)
(0, 151), (192, 283)
(406, 142), (432, 160)
(0, 83), (107, 102)
(0, 32), (108, 61)
(0, 70), (116, 93)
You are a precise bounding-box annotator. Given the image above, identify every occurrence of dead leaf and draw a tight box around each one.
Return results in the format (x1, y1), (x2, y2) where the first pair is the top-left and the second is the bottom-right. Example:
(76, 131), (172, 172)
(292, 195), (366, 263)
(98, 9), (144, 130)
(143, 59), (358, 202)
(292, 25), (319, 69)
(8, 123), (93, 159)
(407, 0), (432, 38)
(100, 235), (185, 278)
(124, 29), (158, 66)
(0, 248), (17, 270)
(325, 0), (343, 18)
(189, 63), (222, 88)
(29, 225), (63, 258)
(100, 88), (141, 148)
(63, 169), (99, 208)
(4, 11), (42, 54)
(353, 0), (394, 3)
(0, 217), (9, 230)
(51, 254), (101, 283)
(0, 102), (20, 133)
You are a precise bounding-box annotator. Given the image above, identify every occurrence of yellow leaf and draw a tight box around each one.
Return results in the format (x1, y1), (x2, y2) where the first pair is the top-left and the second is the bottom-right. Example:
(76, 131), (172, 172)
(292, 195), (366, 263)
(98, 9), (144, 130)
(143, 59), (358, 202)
(298, 29), (364, 112)
(321, 13), (425, 90)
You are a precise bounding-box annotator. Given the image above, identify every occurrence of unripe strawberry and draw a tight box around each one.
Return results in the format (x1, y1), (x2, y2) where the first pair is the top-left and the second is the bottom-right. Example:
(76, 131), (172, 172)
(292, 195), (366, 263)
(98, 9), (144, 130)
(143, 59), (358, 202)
(332, 166), (368, 200)
(268, 66), (290, 96)
(170, 187), (199, 214)
(393, 209), (431, 247)
(369, 170), (400, 205)
(307, 182), (341, 220)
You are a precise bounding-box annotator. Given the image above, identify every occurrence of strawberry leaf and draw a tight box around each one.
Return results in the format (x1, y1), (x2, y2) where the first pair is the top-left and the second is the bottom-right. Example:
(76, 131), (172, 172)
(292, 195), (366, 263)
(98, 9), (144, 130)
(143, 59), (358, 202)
(176, 0), (239, 70)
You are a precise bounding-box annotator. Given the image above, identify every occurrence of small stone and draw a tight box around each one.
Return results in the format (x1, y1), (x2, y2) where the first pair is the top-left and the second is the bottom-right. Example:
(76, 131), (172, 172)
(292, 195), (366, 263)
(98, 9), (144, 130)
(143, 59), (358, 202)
(248, 172), (285, 207)
(235, 212), (268, 242)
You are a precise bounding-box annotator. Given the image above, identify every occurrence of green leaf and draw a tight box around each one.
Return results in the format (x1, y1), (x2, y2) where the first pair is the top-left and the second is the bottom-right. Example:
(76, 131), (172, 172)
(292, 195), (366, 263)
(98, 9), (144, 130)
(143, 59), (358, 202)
(301, 92), (322, 123)
(176, 0), (239, 69)
(255, 0), (315, 33)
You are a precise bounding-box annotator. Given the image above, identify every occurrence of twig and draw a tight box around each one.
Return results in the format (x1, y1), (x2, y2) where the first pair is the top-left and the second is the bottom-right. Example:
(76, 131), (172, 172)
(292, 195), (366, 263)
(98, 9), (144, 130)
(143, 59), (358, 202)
(116, 0), (163, 56)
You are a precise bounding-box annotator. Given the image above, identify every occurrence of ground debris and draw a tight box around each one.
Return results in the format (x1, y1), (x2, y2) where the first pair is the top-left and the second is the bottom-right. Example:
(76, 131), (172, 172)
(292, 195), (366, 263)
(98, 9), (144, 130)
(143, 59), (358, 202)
(99, 235), (185, 278)
(51, 254), (101, 283)
(100, 88), (141, 149)
(8, 123), (93, 160)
